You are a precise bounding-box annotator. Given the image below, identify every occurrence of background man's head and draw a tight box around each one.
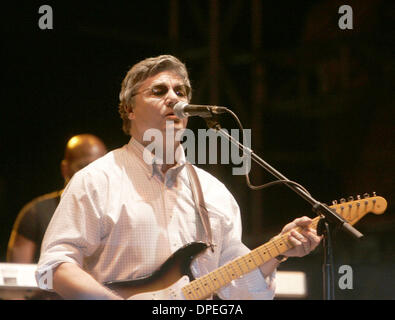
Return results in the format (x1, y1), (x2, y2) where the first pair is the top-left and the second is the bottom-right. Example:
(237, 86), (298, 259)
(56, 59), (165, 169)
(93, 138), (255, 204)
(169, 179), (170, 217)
(61, 134), (107, 184)
(118, 55), (192, 136)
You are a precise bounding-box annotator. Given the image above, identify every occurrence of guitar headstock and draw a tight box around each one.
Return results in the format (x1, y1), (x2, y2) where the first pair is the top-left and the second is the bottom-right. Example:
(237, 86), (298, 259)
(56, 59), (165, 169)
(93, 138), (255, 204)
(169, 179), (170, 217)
(329, 193), (387, 226)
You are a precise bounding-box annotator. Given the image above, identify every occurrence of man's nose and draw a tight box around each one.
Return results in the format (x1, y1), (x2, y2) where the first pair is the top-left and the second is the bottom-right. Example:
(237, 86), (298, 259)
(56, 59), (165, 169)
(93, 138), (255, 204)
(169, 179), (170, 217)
(165, 89), (180, 108)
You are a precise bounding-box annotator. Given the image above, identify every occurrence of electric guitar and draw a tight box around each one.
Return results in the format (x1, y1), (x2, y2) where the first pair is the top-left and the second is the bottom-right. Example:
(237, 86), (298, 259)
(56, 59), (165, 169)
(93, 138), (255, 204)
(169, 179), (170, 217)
(104, 195), (387, 299)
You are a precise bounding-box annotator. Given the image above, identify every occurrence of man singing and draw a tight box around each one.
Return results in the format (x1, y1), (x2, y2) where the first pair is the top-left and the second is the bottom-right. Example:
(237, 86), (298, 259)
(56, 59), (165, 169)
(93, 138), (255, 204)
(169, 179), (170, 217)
(36, 55), (321, 300)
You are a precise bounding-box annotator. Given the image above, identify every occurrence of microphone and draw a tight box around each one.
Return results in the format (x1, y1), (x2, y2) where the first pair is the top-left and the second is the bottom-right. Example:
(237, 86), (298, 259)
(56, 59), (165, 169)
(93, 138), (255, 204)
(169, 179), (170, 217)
(173, 101), (228, 119)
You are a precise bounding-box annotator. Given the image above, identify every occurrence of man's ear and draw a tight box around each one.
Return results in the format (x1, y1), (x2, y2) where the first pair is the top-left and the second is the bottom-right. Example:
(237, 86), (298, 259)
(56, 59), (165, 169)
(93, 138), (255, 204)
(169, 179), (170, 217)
(128, 110), (135, 120)
(60, 159), (69, 183)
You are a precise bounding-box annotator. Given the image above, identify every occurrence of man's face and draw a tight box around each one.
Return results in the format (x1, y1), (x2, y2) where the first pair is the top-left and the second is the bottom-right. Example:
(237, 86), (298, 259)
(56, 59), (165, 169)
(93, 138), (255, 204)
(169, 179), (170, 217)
(62, 140), (107, 184)
(129, 71), (189, 142)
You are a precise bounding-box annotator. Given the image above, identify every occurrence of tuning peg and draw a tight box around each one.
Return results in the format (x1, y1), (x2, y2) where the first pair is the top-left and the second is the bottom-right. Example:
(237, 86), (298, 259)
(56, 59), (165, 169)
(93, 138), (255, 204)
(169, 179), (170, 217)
(348, 196), (354, 202)
(340, 198), (346, 203)
(363, 193), (370, 199)
(332, 200), (338, 205)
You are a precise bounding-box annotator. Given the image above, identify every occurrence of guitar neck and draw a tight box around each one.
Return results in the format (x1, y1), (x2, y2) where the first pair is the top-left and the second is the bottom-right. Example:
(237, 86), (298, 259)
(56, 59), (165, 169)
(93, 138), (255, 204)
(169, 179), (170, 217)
(181, 222), (312, 300)
(182, 196), (387, 300)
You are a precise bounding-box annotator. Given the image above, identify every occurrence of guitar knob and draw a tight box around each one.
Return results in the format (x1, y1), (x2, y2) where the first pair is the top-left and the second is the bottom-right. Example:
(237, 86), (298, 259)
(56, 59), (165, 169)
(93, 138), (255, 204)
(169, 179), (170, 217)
(332, 200), (338, 205)
(340, 198), (346, 203)
(373, 191), (377, 196)
(348, 196), (354, 202)
(363, 193), (370, 199)
(357, 195), (361, 200)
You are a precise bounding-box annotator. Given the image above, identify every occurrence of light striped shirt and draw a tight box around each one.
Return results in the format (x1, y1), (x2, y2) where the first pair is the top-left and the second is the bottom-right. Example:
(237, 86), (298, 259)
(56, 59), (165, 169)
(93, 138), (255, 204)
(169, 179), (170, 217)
(36, 138), (275, 299)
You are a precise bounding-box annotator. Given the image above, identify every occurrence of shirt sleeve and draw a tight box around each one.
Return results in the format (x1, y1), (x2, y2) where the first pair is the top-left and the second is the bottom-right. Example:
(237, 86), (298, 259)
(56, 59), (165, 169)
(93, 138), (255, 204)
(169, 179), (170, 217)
(215, 192), (276, 300)
(35, 170), (105, 290)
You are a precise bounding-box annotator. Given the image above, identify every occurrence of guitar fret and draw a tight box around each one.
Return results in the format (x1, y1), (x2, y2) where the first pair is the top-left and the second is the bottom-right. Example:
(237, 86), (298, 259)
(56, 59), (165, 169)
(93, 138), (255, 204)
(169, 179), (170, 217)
(272, 240), (281, 255)
(175, 196), (385, 301)
(206, 274), (217, 293)
(264, 244), (274, 258)
(226, 263), (238, 280)
(216, 268), (228, 285)
(273, 236), (289, 255)
(250, 250), (263, 266)
(194, 280), (206, 299)
(243, 253), (258, 271)
(188, 286), (196, 300)
(182, 285), (192, 299)
(218, 264), (233, 284)
(206, 272), (221, 292)
(243, 256), (255, 272)
(253, 249), (266, 264)
(196, 277), (211, 297)
(189, 282), (201, 299)
(196, 282), (208, 299)
(205, 273), (218, 293)
(183, 283), (198, 300)
(256, 245), (270, 263)
(282, 234), (292, 249)
(234, 258), (245, 275)
(217, 265), (231, 284)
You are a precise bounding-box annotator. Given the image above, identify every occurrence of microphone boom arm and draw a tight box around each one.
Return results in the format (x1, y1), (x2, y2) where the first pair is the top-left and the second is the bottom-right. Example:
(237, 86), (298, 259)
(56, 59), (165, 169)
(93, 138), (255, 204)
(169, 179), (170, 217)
(205, 116), (363, 240)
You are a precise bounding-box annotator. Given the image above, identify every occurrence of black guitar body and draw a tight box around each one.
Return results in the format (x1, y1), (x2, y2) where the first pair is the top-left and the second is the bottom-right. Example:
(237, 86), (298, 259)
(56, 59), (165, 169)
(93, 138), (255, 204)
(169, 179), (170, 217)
(104, 242), (208, 299)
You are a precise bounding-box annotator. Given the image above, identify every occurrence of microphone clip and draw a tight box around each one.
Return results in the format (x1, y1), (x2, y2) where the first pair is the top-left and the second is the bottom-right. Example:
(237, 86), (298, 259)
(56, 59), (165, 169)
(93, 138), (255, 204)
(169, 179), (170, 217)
(204, 116), (222, 130)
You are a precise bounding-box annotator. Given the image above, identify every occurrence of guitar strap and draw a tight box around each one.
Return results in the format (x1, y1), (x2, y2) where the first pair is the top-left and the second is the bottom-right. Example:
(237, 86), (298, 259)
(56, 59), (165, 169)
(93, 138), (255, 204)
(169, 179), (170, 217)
(185, 162), (214, 252)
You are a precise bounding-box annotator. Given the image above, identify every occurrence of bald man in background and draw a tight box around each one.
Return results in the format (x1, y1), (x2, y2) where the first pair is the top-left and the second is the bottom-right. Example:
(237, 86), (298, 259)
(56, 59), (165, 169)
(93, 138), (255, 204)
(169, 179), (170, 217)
(7, 134), (107, 264)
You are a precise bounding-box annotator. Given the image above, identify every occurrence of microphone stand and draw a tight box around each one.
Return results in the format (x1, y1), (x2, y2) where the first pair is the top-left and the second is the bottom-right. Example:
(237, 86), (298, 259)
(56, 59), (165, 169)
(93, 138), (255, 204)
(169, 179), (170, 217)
(204, 116), (363, 300)
(318, 220), (335, 300)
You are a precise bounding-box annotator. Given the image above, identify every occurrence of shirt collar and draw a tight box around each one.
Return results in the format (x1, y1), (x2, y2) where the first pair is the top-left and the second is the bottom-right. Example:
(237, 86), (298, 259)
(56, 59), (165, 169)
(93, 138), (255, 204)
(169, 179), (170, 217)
(127, 137), (187, 184)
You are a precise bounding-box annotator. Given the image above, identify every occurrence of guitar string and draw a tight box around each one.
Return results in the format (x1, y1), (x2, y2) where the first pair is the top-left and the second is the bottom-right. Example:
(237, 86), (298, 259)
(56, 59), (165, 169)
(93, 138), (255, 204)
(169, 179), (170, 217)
(184, 201), (368, 299)
(185, 218), (331, 299)
(184, 207), (363, 299)
(183, 222), (311, 299)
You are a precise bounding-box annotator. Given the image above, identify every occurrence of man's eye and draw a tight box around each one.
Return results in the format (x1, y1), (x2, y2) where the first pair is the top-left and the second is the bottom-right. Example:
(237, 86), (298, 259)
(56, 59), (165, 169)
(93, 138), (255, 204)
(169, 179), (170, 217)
(175, 89), (187, 97)
(151, 86), (168, 96)
(175, 86), (189, 97)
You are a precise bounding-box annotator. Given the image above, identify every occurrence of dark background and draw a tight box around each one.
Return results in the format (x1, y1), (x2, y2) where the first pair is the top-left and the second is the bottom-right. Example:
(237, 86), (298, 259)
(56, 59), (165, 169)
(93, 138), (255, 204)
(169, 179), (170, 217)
(1, 0), (394, 299)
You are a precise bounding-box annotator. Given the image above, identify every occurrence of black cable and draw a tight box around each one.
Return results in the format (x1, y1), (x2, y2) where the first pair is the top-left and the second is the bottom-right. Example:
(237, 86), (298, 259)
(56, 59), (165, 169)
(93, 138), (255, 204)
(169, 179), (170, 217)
(224, 108), (311, 196)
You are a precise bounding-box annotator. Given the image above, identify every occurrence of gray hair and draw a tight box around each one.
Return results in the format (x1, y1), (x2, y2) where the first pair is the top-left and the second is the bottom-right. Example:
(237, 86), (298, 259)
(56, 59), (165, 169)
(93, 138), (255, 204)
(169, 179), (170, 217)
(118, 55), (192, 135)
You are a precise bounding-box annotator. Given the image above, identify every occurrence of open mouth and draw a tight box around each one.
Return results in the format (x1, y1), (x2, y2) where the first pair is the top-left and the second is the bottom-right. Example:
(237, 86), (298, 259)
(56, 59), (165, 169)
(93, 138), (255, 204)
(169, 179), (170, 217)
(165, 112), (178, 118)
(164, 113), (181, 123)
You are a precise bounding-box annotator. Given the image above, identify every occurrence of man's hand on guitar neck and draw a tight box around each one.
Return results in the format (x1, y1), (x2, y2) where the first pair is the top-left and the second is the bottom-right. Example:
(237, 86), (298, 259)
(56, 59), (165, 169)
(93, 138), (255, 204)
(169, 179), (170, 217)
(259, 216), (322, 278)
(280, 216), (322, 258)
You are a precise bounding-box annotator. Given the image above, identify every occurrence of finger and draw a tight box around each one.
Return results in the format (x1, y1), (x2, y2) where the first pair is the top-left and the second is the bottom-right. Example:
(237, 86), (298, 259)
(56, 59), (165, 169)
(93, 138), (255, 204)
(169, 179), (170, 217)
(305, 229), (322, 242)
(293, 216), (313, 227)
(281, 217), (312, 234)
(306, 227), (318, 235)
(294, 230), (314, 254)
(281, 221), (296, 234)
(303, 230), (322, 251)
(291, 230), (308, 244)
(303, 234), (312, 248)
(302, 243), (309, 254)
(288, 234), (302, 247)
(288, 236), (307, 257)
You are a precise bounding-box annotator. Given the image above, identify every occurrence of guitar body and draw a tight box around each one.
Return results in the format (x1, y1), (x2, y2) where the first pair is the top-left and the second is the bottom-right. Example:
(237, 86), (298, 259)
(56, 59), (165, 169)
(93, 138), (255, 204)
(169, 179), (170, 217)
(105, 242), (208, 299)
